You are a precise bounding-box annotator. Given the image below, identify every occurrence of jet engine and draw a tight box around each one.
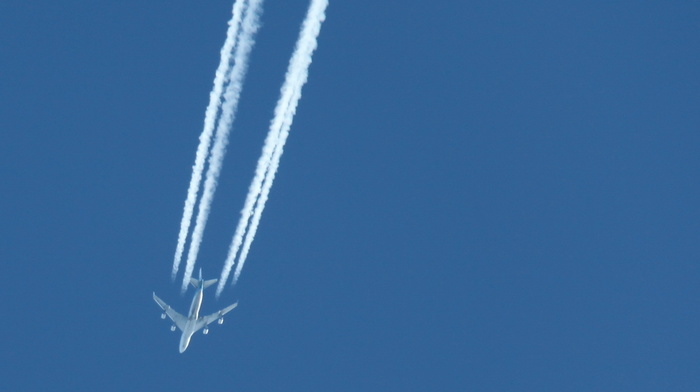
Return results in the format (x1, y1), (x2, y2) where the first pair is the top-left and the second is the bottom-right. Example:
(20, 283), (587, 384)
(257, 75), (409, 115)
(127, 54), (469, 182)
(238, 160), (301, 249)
(161, 313), (166, 319)
(218, 318), (224, 325)
(203, 327), (209, 335)
(170, 325), (176, 332)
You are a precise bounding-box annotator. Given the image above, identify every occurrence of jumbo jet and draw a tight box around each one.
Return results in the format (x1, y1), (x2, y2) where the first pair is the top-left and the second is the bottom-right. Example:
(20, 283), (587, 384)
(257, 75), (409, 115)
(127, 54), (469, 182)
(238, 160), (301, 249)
(153, 269), (238, 353)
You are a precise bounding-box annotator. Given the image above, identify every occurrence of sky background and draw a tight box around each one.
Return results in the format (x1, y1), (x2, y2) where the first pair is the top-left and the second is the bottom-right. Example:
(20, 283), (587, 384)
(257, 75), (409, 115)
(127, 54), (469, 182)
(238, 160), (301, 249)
(1, 1), (699, 390)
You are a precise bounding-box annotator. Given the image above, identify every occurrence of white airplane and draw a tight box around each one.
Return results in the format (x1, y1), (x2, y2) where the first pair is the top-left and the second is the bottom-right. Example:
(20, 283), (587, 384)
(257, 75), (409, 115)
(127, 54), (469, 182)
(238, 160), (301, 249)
(153, 269), (238, 353)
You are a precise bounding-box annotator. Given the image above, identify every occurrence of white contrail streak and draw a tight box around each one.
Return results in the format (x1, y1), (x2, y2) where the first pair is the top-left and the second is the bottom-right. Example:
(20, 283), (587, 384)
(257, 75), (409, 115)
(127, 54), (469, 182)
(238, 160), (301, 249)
(217, 0), (329, 297)
(172, 0), (247, 281)
(181, 0), (264, 293)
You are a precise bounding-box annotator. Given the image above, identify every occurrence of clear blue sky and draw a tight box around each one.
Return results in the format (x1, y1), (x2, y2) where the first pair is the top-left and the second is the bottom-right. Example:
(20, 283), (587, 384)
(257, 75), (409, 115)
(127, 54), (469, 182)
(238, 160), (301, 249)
(1, 1), (699, 390)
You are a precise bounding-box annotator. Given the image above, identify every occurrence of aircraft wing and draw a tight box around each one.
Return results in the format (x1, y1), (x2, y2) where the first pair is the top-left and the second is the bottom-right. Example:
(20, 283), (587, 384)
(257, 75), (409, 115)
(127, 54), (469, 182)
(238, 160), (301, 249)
(196, 302), (239, 330)
(153, 292), (188, 331)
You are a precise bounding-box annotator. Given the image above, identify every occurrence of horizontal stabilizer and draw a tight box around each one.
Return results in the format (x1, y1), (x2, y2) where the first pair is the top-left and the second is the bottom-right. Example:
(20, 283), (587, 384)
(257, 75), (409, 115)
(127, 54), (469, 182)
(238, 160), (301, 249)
(190, 278), (218, 289)
(203, 279), (217, 289)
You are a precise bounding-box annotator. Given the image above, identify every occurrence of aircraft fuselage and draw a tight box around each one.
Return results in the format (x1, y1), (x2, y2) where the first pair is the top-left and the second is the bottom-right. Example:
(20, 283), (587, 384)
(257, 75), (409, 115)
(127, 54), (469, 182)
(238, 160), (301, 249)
(178, 285), (205, 353)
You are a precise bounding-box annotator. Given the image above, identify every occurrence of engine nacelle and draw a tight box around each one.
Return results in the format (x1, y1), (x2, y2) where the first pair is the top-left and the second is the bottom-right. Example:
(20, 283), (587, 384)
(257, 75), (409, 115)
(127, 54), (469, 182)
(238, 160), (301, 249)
(218, 318), (224, 325)
(170, 325), (176, 332)
(203, 327), (209, 335)
(161, 313), (166, 319)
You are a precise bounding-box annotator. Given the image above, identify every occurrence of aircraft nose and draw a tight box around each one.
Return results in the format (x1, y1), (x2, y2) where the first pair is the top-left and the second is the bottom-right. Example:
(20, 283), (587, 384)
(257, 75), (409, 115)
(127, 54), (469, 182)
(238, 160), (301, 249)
(179, 339), (189, 353)
(179, 334), (191, 353)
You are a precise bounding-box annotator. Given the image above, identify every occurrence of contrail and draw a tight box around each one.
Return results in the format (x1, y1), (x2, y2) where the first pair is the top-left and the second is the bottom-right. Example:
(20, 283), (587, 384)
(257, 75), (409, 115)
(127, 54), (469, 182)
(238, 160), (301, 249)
(172, 0), (248, 281)
(181, 0), (264, 293)
(217, 0), (329, 297)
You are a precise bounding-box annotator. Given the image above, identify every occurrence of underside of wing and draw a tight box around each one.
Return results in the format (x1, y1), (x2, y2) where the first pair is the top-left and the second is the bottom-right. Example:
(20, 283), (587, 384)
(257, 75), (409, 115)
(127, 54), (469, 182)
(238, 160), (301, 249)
(200, 302), (239, 328)
(153, 292), (188, 331)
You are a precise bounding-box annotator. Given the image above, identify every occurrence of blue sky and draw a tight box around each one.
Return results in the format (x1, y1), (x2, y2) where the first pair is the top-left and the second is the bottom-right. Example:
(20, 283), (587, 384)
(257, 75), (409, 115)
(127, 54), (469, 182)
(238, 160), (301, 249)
(1, 1), (699, 390)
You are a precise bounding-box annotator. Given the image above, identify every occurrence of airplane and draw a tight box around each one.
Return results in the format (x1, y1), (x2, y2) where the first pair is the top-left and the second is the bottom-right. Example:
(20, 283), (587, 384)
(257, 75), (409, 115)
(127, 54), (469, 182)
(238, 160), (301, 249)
(153, 269), (238, 353)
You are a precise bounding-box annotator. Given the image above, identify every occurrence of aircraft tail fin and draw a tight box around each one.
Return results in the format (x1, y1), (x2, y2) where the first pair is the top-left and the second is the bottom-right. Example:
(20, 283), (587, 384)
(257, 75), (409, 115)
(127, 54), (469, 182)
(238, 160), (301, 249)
(190, 278), (218, 289)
